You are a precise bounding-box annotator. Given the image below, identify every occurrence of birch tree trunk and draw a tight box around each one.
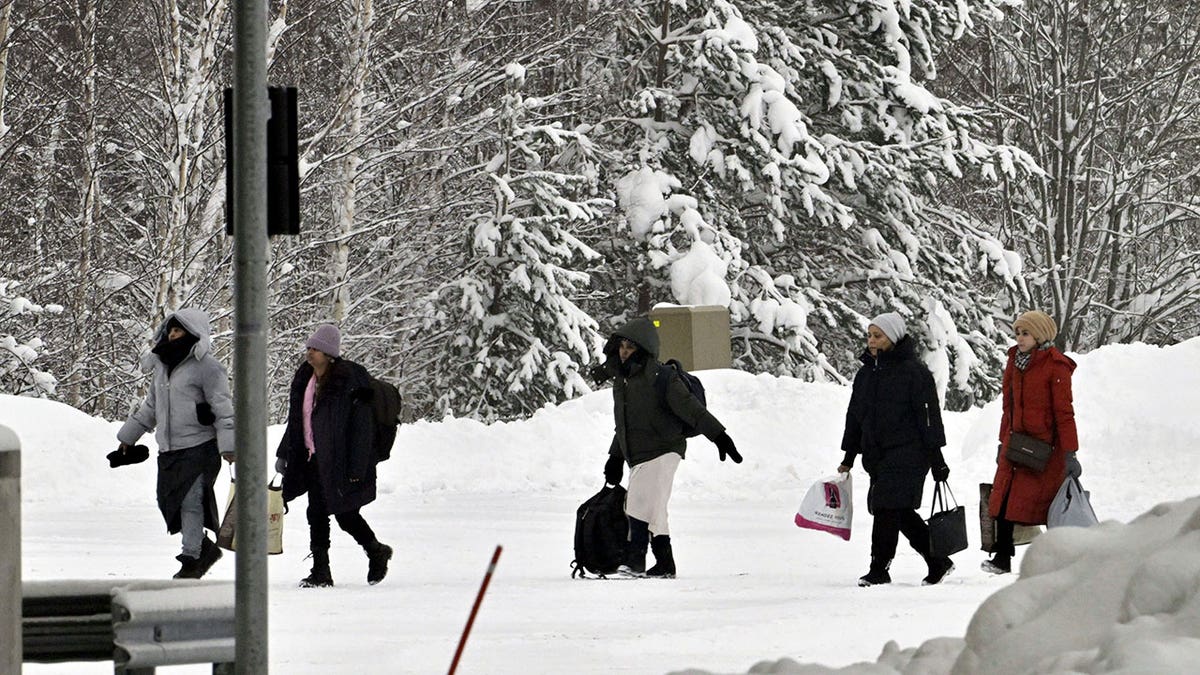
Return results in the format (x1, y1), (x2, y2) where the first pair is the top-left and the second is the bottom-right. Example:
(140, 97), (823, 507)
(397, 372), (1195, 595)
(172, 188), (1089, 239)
(68, 0), (101, 407)
(329, 0), (374, 323)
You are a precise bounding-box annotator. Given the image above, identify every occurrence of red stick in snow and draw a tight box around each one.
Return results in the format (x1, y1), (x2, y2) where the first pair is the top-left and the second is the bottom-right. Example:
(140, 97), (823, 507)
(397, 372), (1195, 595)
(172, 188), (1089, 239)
(448, 545), (503, 675)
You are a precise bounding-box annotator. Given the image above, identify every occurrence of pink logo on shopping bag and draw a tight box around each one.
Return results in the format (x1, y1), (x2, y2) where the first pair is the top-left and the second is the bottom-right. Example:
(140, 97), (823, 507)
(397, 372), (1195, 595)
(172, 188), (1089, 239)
(824, 482), (841, 509)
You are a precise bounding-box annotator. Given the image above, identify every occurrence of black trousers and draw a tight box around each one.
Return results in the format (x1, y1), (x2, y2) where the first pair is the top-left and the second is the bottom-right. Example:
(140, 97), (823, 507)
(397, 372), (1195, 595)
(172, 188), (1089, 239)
(871, 508), (930, 561)
(304, 458), (376, 553)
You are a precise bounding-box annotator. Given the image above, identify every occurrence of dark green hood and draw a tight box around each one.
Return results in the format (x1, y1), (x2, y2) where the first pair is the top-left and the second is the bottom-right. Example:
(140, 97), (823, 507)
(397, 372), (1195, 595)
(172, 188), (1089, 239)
(606, 317), (660, 360)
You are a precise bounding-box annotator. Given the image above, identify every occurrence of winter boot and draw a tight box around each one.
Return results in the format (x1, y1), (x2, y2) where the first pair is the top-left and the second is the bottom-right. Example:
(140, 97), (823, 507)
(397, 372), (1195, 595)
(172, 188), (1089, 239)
(617, 517), (650, 577)
(645, 535), (676, 579)
(191, 537), (223, 579)
(300, 550), (334, 588)
(366, 542), (393, 585)
(922, 556), (955, 585)
(173, 554), (200, 579)
(857, 557), (892, 587)
(173, 537), (222, 579)
(618, 548), (646, 577)
(980, 554), (1011, 575)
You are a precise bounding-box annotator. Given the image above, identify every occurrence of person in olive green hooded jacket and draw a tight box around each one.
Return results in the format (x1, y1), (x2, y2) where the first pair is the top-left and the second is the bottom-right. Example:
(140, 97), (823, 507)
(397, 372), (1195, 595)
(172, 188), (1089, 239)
(592, 317), (741, 578)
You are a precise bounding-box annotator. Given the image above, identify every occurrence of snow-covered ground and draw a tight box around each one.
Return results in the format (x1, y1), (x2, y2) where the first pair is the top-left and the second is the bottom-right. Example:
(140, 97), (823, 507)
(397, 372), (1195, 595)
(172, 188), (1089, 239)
(7, 338), (1200, 674)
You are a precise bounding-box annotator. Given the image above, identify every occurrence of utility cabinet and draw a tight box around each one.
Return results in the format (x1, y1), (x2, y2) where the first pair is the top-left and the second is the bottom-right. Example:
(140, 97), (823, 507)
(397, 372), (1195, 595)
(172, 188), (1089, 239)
(648, 305), (732, 371)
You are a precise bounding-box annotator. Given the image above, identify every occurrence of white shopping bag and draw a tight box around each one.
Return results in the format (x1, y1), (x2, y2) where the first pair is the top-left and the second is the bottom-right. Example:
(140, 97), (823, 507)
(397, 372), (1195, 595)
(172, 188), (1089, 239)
(794, 473), (853, 541)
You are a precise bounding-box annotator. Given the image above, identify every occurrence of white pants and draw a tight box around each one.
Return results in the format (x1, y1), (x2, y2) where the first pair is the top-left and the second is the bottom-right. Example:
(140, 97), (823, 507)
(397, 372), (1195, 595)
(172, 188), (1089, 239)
(625, 452), (681, 536)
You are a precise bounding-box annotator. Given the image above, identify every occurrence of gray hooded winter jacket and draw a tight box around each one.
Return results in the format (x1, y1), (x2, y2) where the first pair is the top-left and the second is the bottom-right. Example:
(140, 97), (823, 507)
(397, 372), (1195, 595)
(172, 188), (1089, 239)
(117, 308), (235, 456)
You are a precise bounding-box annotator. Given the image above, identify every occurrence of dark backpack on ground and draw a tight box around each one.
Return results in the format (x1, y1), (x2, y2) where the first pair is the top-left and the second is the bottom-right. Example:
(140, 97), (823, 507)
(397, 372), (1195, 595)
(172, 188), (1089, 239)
(653, 358), (707, 437)
(367, 376), (402, 462)
(570, 484), (628, 578)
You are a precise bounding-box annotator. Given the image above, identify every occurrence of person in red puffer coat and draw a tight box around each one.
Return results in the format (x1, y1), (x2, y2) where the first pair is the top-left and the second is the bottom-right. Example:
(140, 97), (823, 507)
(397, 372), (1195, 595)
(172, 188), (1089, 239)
(983, 310), (1080, 575)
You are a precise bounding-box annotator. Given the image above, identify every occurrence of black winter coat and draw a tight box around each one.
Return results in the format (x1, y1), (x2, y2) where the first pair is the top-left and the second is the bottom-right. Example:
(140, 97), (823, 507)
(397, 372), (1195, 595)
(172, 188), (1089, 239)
(840, 336), (946, 512)
(276, 359), (377, 515)
(604, 318), (725, 467)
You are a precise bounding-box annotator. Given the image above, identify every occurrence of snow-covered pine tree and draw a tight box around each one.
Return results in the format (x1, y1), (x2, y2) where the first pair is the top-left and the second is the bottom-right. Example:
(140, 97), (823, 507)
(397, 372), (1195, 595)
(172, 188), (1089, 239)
(423, 63), (612, 420)
(588, 0), (1039, 406)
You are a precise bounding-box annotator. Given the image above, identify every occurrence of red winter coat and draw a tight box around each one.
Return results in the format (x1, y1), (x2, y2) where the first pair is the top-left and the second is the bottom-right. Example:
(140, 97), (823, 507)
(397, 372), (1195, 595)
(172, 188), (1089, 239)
(988, 345), (1079, 524)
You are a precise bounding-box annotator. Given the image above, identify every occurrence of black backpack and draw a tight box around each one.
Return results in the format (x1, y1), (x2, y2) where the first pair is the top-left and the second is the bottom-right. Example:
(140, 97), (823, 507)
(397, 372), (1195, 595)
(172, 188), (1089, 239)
(367, 376), (402, 462)
(653, 358), (707, 437)
(570, 485), (628, 578)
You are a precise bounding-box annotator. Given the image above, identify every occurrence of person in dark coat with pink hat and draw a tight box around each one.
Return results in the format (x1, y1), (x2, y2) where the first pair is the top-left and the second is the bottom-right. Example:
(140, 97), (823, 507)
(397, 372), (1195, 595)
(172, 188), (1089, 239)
(274, 324), (392, 587)
(838, 312), (953, 587)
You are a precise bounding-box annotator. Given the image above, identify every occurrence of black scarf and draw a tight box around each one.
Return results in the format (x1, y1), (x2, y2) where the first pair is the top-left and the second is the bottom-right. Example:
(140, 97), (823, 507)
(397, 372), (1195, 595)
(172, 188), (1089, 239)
(153, 333), (199, 376)
(617, 350), (647, 378)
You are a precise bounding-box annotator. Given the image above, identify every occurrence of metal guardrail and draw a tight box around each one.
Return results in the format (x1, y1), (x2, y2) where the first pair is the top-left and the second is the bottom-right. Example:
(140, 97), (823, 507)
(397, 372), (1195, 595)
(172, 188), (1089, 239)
(22, 579), (235, 673)
(113, 584), (235, 669)
(22, 587), (112, 662)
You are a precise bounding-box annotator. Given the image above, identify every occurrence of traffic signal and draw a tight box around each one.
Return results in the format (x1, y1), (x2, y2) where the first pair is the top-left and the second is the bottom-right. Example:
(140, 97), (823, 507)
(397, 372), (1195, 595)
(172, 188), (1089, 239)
(224, 86), (300, 236)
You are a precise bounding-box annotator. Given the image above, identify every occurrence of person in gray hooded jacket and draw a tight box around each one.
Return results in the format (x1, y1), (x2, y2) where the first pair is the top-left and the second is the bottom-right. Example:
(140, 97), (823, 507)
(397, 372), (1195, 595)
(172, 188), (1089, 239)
(116, 308), (235, 579)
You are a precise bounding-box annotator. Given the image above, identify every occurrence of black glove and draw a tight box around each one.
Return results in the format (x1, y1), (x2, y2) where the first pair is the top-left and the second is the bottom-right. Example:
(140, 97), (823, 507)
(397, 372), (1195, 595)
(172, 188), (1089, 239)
(932, 464), (950, 482)
(107, 444), (150, 468)
(1065, 452), (1082, 478)
(196, 402), (215, 425)
(589, 362), (612, 385)
(715, 433), (742, 463)
(604, 454), (624, 485)
(275, 456), (288, 475)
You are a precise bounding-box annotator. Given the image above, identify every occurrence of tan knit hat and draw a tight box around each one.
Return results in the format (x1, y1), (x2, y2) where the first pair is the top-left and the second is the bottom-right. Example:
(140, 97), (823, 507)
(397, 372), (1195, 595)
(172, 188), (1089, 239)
(1013, 311), (1057, 343)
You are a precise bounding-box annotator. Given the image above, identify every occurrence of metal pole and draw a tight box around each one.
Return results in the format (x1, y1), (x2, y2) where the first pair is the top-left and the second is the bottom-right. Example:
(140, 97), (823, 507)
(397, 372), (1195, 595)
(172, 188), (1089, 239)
(0, 425), (21, 671)
(448, 546), (503, 675)
(232, 1), (269, 673)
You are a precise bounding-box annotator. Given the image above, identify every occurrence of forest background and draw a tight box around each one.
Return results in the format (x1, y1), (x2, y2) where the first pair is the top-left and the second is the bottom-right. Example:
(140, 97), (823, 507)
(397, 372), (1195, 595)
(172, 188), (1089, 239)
(2, 0), (1198, 423)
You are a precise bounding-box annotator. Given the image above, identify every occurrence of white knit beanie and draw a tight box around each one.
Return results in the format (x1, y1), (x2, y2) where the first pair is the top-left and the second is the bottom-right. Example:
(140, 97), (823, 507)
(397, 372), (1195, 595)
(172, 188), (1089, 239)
(869, 312), (906, 345)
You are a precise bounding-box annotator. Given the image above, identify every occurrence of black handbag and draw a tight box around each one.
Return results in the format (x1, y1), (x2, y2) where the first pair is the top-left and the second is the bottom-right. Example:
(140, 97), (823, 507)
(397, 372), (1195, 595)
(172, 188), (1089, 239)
(927, 481), (968, 558)
(1005, 432), (1052, 472)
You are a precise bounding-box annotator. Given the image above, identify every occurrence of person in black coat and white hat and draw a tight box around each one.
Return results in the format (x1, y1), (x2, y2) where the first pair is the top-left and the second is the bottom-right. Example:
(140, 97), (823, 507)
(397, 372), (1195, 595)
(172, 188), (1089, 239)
(274, 324), (392, 587)
(837, 312), (954, 587)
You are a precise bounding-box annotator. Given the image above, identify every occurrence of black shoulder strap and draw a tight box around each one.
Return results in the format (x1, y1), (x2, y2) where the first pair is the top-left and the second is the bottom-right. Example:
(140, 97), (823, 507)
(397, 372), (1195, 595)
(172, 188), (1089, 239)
(653, 361), (672, 400)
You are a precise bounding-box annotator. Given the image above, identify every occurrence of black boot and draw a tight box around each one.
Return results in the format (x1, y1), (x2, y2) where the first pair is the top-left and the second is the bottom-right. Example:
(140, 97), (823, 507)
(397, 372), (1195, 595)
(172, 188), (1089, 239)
(645, 535), (676, 579)
(617, 517), (649, 577)
(923, 556), (955, 585)
(858, 557), (892, 587)
(300, 550), (334, 588)
(980, 554), (1011, 575)
(192, 537), (223, 579)
(366, 542), (393, 585)
(173, 554), (199, 579)
(174, 537), (222, 579)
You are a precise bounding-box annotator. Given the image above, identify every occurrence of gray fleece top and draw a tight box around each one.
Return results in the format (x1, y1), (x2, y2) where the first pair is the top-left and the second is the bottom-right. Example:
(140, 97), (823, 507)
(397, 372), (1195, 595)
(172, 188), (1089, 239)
(117, 308), (235, 456)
